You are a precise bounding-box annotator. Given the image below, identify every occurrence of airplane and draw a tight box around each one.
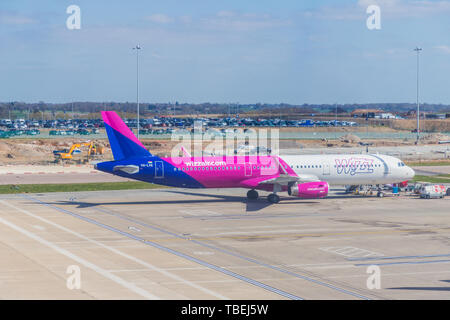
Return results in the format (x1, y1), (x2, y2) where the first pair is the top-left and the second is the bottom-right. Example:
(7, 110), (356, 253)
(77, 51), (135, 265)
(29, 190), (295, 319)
(281, 154), (415, 189)
(95, 111), (415, 203)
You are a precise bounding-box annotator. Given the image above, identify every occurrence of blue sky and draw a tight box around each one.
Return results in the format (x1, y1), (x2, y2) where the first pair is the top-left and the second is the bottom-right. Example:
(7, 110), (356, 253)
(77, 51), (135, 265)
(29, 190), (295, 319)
(1, 0), (450, 104)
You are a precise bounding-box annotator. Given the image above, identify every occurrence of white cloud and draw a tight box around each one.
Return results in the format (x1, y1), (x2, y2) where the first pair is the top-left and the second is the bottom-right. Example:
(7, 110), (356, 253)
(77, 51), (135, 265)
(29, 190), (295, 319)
(202, 11), (291, 31)
(0, 13), (36, 25)
(216, 10), (236, 18)
(146, 14), (173, 24)
(434, 45), (450, 54)
(358, 0), (450, 17)
(179, 15), (193, 24)
(305, 0), (450, 20)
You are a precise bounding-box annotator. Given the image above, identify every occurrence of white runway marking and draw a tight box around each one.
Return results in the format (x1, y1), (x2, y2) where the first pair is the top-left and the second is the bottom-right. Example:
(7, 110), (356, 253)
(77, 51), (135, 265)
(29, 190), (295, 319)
(179, 209), (221, 216)
(128, 226), (141, 232)
(0, 212), (159, 300)
(0, 200), (229, 300)
(320, 246), (383, 258)
(193, 251), (215, 256)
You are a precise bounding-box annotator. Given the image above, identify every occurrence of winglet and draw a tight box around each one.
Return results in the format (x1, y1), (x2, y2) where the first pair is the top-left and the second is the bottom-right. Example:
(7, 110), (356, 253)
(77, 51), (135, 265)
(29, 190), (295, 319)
(180, 146), (191, 157)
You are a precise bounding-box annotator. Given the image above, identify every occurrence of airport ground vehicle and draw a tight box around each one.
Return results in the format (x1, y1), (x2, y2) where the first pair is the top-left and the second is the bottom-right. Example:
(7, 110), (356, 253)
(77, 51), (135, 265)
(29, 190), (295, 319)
(54, 141), (104, 163)
(419, 184), (447, 199)
(95, 111), (414, 203)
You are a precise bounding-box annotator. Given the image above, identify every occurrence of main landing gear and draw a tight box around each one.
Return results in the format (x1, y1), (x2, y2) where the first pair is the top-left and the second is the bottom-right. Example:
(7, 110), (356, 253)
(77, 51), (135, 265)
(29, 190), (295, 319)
(267, 193), (280, 204)
(247, 189), (259, 200)
(247, 189), (280, 203)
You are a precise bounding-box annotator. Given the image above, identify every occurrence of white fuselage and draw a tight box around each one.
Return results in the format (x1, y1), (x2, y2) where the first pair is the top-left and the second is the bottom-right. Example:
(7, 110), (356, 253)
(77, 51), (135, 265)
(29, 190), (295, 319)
(282, 154), (415, 186)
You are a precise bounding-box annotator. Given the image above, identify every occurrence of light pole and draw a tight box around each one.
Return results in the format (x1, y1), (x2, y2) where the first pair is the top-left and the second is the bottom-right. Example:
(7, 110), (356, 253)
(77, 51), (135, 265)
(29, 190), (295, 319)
(335, 103), (337, 141)
(414, 47), (422, 144)
(133, 45), (141, 139)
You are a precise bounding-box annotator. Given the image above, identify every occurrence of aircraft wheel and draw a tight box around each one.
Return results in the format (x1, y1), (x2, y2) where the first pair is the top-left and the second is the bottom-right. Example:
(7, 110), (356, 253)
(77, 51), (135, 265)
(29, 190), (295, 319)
(267, 193), (280, 204)
(247, 189), (259, 200)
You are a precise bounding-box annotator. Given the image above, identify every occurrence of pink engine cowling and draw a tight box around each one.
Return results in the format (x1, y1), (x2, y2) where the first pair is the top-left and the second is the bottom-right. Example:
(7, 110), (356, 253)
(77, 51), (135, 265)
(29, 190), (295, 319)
(288, 181), (329, 198)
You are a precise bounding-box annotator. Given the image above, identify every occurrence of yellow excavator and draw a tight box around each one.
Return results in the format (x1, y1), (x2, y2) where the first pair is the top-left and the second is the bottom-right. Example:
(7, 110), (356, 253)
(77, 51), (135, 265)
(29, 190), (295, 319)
(53, 141), (104, 163)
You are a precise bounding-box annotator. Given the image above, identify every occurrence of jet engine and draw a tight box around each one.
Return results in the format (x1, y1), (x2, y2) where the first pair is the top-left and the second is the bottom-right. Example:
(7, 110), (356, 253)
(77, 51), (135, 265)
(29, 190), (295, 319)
(288, 181), (329, 198)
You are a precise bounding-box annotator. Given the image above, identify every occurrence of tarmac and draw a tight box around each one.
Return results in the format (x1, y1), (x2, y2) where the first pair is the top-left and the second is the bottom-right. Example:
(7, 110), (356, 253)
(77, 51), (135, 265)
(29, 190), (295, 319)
(0, 165), (132, 184)
(281, 144), (450, 160)
(0, 187), (449, 299)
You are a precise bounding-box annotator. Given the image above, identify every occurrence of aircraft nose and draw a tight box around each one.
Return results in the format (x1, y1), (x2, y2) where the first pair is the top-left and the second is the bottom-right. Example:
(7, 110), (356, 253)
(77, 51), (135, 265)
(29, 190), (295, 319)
(408, 167), (415, 179)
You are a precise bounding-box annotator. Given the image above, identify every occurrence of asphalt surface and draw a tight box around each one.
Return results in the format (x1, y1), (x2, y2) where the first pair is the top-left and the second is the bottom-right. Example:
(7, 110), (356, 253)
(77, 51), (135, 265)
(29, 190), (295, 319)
(0, 187), (449, 299)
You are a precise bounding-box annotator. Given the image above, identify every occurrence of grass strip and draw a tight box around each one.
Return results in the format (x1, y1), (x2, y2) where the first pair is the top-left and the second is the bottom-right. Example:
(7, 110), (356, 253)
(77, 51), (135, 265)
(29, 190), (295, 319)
(406, 161), (450, 167)
(411, 175), (450, 184)
(0, 181), (167, 194)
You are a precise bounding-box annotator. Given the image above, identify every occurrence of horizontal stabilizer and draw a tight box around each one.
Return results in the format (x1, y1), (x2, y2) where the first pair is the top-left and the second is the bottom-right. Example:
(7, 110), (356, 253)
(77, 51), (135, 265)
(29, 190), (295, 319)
(113, 165), (140, 174)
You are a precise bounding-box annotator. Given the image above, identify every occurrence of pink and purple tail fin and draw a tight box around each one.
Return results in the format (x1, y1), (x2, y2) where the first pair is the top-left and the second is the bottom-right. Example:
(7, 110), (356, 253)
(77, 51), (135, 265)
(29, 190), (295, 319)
(101, 111), (152, 160)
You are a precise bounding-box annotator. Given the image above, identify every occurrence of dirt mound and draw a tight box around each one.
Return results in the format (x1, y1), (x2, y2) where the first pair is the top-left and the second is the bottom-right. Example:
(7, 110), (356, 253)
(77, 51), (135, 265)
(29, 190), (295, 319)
(0, 141), (10, 152)
(339, 134), (361, 143)
(146, 141), (162, 147)
(421, 133), (450, 144)
(0, 138), (113, 165)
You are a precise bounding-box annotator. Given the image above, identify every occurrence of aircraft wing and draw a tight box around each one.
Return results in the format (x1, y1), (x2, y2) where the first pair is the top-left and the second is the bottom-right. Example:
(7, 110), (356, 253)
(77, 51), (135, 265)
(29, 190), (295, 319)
(255, 155), (321, 186)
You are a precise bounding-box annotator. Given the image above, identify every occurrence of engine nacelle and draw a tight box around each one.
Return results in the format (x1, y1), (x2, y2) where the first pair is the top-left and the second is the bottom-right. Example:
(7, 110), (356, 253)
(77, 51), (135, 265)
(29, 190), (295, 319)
(288, 181), (329, 198)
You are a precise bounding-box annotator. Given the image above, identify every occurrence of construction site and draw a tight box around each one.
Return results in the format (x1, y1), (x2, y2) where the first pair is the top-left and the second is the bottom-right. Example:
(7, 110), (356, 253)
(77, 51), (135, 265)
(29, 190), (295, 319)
(0, 128), (448, 164)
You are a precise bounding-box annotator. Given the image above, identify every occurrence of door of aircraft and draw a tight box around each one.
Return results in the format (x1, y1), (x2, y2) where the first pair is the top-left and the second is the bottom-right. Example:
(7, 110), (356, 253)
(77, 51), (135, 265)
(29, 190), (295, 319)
(245, 163), (252, 177)
(322, 162), (330, 175)
(155, 161), (164, 178)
